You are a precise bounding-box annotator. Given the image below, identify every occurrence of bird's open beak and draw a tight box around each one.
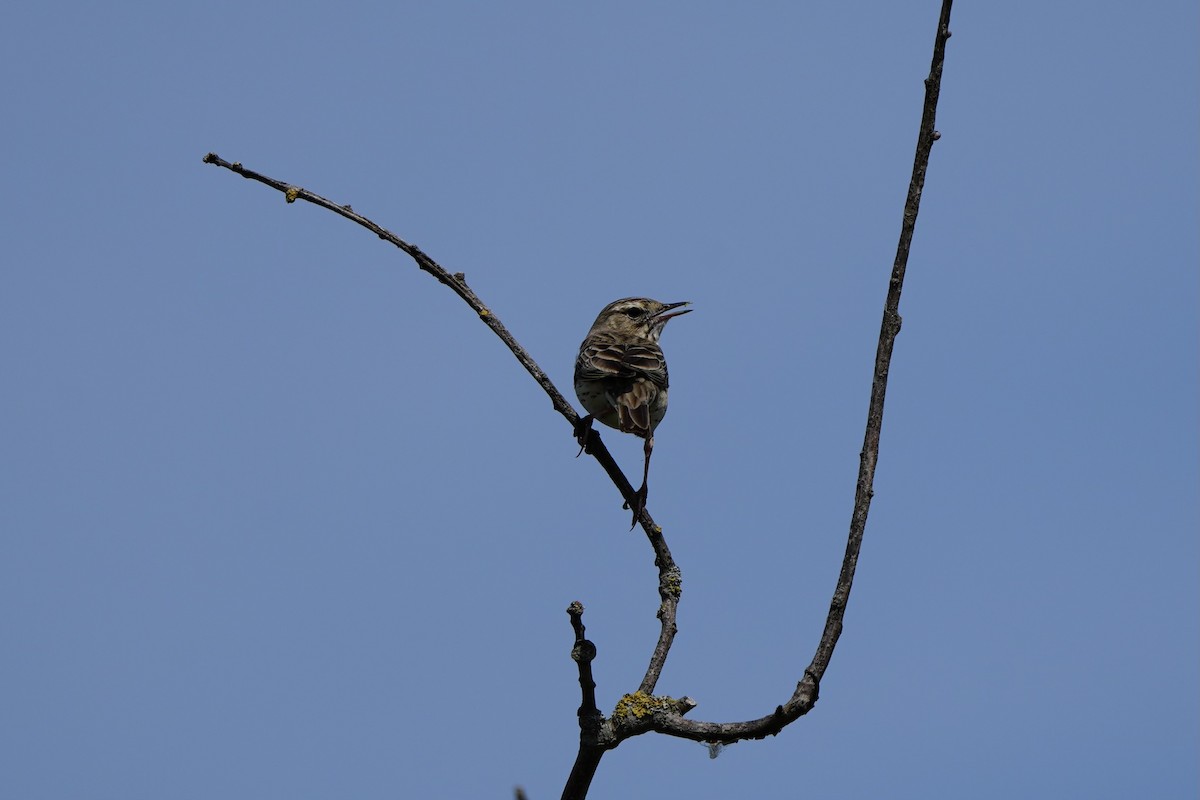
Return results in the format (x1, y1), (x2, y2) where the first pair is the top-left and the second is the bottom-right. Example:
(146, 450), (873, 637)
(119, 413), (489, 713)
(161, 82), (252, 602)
(654, 301), (692, 323)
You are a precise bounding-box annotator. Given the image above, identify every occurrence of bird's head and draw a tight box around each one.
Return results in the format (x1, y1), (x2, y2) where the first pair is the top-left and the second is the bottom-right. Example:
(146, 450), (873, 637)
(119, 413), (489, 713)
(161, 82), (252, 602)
(588, 298), (692, 342)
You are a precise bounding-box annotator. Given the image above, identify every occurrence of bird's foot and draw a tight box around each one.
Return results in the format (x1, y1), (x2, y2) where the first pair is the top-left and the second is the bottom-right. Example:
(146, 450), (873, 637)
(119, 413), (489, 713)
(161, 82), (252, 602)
(573, 415), (595, 457)
(622, 484), (648, 530)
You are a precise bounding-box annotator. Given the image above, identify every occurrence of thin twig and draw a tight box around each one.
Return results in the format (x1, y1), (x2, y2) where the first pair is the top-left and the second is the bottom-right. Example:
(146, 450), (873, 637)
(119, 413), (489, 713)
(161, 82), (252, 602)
(200, 155), (574, 417)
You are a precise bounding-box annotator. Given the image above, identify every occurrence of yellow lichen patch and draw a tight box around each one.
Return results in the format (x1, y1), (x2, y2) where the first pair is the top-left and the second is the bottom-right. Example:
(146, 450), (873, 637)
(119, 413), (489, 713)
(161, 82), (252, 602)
(613, 691), (677, 721)
(662, 567), (682, 598)
(285, 187), (301, 204)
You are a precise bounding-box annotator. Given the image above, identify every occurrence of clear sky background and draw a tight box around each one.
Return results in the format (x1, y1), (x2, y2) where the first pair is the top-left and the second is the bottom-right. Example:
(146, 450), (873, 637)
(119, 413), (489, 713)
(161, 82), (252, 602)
(2, 2), (1196, 798)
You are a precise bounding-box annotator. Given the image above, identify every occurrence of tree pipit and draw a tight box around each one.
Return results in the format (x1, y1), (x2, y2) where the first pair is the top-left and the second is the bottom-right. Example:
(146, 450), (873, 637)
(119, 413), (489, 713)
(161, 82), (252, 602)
(574, 298), (691, 527)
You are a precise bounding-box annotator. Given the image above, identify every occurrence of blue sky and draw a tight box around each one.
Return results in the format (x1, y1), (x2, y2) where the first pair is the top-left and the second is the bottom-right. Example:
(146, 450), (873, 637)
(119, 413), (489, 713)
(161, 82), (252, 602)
(2, 2), (1196, 798)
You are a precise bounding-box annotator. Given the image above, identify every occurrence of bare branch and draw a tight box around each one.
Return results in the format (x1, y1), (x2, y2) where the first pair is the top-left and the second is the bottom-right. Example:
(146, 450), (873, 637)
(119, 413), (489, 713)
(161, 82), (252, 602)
(560, 0), (955, 755)
(202, 149), (686, 800)
(562, 603), (604, 800)
(805, 0), (953, 687)
(202, 1), (954, 794)
(200, 155), (575, 419)
(566, 602), (600, 722)
(202, 150), (686, 703)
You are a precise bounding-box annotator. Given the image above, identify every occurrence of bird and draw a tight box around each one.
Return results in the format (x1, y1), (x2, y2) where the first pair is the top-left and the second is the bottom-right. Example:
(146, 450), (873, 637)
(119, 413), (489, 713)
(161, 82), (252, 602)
(573, 297), (691, 527)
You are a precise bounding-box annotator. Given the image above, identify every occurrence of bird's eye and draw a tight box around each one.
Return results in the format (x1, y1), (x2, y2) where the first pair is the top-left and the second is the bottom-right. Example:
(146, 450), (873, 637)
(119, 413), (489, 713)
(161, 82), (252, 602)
(623, 308), (644, 319)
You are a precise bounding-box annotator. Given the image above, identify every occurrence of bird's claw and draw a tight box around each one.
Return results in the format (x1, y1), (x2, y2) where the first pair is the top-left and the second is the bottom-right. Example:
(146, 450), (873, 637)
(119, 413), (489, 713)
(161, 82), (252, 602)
(573, 415), (595, 457)
(623, 485), (648, 529)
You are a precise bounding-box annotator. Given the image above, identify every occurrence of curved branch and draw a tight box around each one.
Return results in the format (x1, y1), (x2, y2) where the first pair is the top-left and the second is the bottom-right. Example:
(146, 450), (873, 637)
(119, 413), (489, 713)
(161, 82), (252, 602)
(201, 151), (685, 697)
(201, 150), (685, 798)
(573, 0), (955, 755)
(200, 154), (575, 418)
(203, 2), (953, 793)
(805, 0), (953, 687)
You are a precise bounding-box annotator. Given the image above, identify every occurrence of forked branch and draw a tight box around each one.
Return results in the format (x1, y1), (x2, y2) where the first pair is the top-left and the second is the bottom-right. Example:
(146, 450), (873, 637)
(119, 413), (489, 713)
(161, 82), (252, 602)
(202, 2), (953, 796)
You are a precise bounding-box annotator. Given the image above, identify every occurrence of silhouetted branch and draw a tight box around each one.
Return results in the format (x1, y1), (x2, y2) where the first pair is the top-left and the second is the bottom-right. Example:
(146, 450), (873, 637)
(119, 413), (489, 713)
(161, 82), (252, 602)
(585, 0), (953, 754)
(805, 0), (953, 687)
(562, 602), (603, 800)
(201, 2), (953, 795)
(202, 151), (685, 719)
(563, 0), (956, 760)
(201, 147), (685, 713)
(567, 603), (600, 721)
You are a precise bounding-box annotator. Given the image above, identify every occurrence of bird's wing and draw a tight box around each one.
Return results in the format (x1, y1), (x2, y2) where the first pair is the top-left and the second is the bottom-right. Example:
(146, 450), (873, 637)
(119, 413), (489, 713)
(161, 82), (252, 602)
(575, 336), (669, 389)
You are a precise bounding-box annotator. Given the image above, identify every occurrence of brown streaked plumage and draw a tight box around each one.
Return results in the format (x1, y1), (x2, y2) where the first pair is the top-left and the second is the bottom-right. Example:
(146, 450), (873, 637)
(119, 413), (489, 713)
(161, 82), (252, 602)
(574, 297), (691, 527)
